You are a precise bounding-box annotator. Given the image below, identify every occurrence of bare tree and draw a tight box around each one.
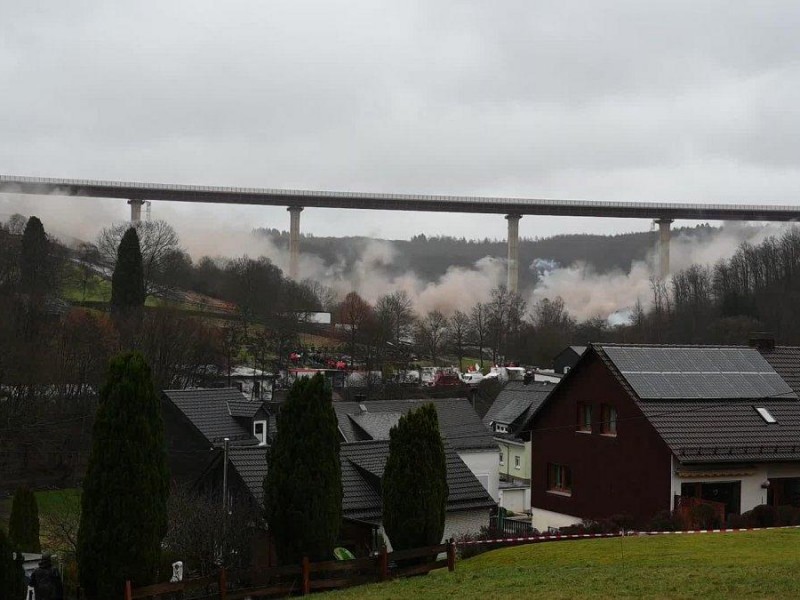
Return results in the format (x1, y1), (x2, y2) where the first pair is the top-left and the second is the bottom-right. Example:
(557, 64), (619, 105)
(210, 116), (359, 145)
(163, 486), (263, 576)
(448, 310), (470, 369)
(338, 291), (373, 367)
(96, 220), (181, 295)
(470, 303), (489, 369)
(415, 309), (449, 364)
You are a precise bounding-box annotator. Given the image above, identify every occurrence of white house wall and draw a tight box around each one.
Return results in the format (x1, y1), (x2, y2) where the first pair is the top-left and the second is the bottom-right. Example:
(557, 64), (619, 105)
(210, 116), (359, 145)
(442, 509), (492, 541)
(531, 507), (582, 532)
(499, 488), (527, 513)
(670, 457), (800, 513)
(378, 509), (491, 550)
(459, 449), (500, 502)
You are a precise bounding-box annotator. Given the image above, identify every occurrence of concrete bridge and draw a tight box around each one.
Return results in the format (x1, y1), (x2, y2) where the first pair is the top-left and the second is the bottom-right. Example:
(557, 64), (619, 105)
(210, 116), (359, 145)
(3, 174), (800, 291)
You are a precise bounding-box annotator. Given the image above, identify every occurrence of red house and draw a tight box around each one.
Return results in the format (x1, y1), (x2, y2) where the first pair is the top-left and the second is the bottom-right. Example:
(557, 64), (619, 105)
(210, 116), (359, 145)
(530, 344), (800, 532)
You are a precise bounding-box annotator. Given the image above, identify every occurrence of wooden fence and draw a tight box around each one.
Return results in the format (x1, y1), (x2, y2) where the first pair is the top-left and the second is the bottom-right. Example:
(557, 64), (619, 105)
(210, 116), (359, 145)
(124, 540), (456, 600)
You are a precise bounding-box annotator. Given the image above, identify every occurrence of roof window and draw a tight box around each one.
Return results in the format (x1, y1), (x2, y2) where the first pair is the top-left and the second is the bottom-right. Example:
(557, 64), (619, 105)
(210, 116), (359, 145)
(755, 407), (777, 424)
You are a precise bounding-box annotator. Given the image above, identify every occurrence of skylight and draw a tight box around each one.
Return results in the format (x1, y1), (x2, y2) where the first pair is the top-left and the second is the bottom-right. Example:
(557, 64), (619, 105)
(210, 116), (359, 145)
(755, 407), (777, 424)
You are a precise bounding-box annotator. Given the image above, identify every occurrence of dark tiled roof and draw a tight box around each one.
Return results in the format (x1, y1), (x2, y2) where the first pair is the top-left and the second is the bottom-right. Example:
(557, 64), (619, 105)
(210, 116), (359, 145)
(222, 440), (495, 524)
(163, 388), (258, 445)
(483, 381), (555, 430)
(600, 345), (794, 400)
(590, 344), (800, 464)
(228, 445), (269, 503)
(760, 346), (800, 396)
(340, 440), (496, 523)
(639, 400), (800, 463)
(227, 400), (263, 418)
(334, 398), (497, 452)
(349, 412), (403, 440)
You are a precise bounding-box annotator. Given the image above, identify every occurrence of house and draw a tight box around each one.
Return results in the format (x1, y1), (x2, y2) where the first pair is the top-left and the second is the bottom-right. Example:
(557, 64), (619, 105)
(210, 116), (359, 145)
(203, 366), (276, 401)
(755, 340), (800, 506)
(199, 439), (496, 555)
(553, 346), (587, 374)
(161, 388), (275, 484)
(483, 379), (555, 512)
(333, 398), (500, 501)
(530, 344), (800, 532)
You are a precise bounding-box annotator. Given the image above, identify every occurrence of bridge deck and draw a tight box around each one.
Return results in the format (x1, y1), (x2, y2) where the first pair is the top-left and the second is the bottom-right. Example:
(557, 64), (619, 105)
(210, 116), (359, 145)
(1, 174), (799, 221)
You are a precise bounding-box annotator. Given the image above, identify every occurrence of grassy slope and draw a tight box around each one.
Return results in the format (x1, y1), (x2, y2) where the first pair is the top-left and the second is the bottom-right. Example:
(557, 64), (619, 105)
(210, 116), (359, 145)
(0, 489), (80, 539)
(324, 529), (800, 600)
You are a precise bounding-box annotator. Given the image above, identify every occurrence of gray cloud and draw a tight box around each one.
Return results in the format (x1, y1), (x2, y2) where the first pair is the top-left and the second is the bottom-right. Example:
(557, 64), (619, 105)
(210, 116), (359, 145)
(2, 1), (800, 241)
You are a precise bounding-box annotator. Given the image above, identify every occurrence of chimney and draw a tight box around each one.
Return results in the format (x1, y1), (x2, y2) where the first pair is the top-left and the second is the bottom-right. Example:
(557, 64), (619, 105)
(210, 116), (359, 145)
(523, 370), (534, 385)
(748, 332), (775, 352)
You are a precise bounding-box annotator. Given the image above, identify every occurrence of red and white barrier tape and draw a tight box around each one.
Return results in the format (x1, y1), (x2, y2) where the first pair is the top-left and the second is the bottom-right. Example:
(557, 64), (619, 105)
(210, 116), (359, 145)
(456, 524), (800, 546)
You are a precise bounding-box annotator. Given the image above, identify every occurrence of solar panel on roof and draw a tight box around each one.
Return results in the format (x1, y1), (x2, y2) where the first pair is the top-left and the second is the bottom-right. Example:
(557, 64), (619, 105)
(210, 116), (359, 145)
(602, 346), (796, 400)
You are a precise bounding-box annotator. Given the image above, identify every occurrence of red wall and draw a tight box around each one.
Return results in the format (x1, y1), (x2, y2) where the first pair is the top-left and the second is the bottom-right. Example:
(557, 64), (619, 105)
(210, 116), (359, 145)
(531, 351), (673, 525)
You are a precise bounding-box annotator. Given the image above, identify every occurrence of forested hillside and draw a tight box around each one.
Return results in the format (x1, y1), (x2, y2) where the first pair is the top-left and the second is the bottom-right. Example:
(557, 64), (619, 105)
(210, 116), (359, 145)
(256, 224), (719, 287)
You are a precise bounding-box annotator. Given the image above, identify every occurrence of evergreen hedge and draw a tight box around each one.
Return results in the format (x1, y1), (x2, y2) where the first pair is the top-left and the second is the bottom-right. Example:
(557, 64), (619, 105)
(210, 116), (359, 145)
(8, 486), (40, 552)
(382, 403), (448, 551)
(264, 374), (342, 563)
(77, 352), (170, 599)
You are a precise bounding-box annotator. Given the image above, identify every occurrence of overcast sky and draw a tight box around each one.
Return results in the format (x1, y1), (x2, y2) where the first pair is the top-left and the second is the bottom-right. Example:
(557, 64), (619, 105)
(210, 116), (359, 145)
(2, 1), (800, 246)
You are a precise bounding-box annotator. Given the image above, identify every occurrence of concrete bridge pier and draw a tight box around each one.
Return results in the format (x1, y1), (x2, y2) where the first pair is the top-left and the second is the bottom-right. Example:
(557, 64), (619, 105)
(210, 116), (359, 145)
(656, 218), (673, 279)
(128, 199), (144, 224)
(506, 214), (522, 294)
(288, 206), (303, 280)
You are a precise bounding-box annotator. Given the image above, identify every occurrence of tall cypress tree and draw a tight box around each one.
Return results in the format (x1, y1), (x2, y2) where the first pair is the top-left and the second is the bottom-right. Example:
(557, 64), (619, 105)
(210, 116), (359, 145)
(264, 374), (342, 563)
(382, 404), (448, 551)
(110, 227), (145, 315)
(8, 486), (40, 552)
(19, 216), (51, 296)
(0, 529), (26, 600)
(77, 352), (170, 599)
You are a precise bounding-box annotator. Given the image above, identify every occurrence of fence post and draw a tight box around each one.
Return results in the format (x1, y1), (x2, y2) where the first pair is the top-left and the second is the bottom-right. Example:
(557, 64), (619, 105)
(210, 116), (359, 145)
(218, 567), (227, 600)
(379, 546), (389, 581)
(302, 556), (310, 595)
(124, 580), (132, 600)
(447, 538), (456, 572)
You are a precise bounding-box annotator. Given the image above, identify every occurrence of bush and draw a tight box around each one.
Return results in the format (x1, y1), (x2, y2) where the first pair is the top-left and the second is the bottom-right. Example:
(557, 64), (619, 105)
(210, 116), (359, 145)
(776, 505), (800, 526)
(454, 527), (493, 560)
(738, 504), (777, 528)
(648, 510), (680, 532)
(689, 504), (720, 529)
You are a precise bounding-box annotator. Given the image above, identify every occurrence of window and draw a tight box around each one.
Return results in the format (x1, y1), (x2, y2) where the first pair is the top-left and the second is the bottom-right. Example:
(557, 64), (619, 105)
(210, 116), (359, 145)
(499, 451), (504, 465)
(755, 407), (777, 424)
(253, 420), (267, 446)
(514, 455), (521, 470)
(577, 403), (592, 432)
(547, 463), (572, 494)
(495, 423), (508, 433)
(601, 405), (617, 436)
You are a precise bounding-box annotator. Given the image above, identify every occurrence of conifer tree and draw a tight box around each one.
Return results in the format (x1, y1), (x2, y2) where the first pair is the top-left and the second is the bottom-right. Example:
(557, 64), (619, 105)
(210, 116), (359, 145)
(382, 404), (448, 550)
(264, 374), (342, 563)
(110, 227), (146, 315)
(77, 352), (169, 599)
(0, 529), (26, 600)
(8, 486), (40, 552)
(20, 215), (51, 296)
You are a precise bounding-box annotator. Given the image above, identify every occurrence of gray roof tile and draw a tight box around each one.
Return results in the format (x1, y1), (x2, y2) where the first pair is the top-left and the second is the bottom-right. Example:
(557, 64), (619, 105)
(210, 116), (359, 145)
(224, 440), (495, 524)
(483, 381), (555, 430)
(592, 344), (800, 464)
(335, 398), (497, 452)
(163, 388), (260, 445)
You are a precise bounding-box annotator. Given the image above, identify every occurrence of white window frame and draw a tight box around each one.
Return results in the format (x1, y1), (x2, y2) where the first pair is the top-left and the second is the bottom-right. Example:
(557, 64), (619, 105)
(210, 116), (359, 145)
(253, 420), (267, 446)
(514, 455), (521, 470)
(499, 450), (505, 465)
(755, 407), (777, 423)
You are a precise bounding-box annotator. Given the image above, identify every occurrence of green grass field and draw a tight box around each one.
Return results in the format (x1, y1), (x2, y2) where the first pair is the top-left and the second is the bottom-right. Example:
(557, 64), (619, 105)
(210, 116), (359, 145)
(323, 529), (800, 600)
